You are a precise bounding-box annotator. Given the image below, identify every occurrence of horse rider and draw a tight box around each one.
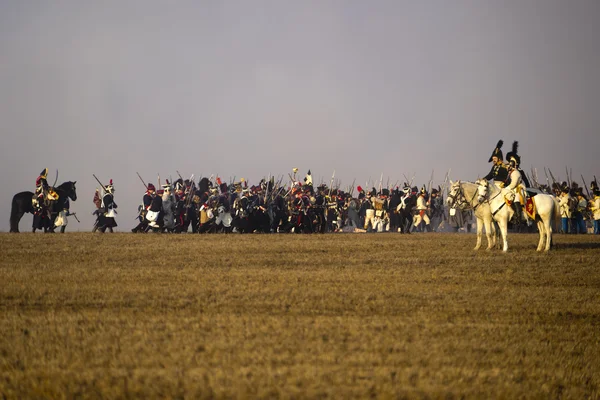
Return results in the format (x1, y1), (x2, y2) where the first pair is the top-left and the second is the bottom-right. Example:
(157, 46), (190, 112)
(483, 140), (509, 189)
(413, 186), (432, 232)
(34, 168), (50, 210)
(505, 152), (524, 224)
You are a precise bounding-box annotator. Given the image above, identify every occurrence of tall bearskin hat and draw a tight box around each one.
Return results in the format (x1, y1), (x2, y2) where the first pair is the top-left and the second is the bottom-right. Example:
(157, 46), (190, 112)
(381, 188), (390, 197)
(357, 185), (363, 193)
(198, 177), (210, 193)
(370, 187), (377, 197)
(40, 168), (48, 178)
(219, 182), (228, 194)
(505, 141), (520, 167)
(488, 140), (504, 162)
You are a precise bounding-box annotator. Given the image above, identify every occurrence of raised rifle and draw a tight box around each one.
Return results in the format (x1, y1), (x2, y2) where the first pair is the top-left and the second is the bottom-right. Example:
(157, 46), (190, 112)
(136, 172), (148, 190)
(93, 174), (108, 193)
(565, 166), (572, 189)
(581, 175), (592, 199)
(328, 170), (336, 197)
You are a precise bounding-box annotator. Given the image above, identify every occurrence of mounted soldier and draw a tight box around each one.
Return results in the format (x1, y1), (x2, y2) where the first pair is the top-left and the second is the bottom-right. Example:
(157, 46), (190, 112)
(483, 140), (508, 189)
(505, 143), (525, 225)
(33, 168), (58, 211)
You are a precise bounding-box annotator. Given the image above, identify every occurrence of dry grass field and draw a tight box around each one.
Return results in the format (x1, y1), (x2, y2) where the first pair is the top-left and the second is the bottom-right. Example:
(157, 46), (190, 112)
(1, 232), (599, 399)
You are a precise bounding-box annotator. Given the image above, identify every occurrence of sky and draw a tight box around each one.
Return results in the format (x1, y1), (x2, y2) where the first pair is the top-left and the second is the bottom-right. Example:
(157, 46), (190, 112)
(1, 0), (599, 231)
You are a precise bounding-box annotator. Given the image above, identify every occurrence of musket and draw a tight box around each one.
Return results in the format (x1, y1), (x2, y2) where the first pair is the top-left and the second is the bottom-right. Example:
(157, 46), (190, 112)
(409, 172), (416, 188)
(136, 172), (148, 190)
(157, 174), (161, 189)
(543, 167), (552, 192)
(378, 172), (383, 194)
(565, 166), (572, 188)
(547, 168), (558, 187)
(427, 170), (434, 196)
(176, 170), (184, 181)
(328, 170), (335, 196)
(581, 175), (592, 199)
(93, 174), (108, 193)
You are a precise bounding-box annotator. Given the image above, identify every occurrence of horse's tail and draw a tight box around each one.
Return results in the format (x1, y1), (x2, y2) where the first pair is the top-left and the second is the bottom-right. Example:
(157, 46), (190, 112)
(553, 197), (561, 232)
(10, 194), (21, 233)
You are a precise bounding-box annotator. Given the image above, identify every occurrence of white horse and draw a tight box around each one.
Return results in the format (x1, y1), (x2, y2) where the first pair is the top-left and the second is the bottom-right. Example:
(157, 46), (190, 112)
(477, 180), (560, 251)
(474, 179), (514, 252)
(447, 180), (499, 251)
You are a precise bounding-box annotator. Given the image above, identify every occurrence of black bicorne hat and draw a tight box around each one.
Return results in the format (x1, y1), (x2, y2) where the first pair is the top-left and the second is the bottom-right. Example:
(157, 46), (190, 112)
(488, 140), (504, 162)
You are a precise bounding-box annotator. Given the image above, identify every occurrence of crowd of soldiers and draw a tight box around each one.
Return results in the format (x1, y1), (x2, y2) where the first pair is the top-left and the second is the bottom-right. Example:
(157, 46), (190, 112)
(33, 143), (600, 234)
(88, 171), (464, 234)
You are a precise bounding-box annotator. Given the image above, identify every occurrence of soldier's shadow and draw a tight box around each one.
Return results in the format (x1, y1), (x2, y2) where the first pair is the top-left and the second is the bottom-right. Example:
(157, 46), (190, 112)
(556, 242), (600, 250)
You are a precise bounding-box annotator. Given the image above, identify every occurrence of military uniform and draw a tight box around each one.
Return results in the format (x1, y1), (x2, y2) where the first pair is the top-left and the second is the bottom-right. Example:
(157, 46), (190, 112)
(412, 187), (431, 232)
(591, 188), (600, 234)
(98, 180), (117, 233)
(483, 140), (508, 188)
(558, 186), (573, 233)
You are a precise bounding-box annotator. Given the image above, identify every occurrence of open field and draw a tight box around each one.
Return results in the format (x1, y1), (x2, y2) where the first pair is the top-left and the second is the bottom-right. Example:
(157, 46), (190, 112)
(1, 232), (600, 399)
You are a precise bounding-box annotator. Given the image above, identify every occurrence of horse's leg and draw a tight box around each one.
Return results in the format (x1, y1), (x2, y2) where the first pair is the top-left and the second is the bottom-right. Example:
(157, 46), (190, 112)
(536, 220), (545, 251)
(474, 217), (483, 250)
(497, 217), (509, 252)
(544, 217), (553, 251)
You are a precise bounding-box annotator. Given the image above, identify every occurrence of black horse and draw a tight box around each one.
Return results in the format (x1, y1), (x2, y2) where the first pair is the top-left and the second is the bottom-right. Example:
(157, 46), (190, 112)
(10, 181), (77, 233)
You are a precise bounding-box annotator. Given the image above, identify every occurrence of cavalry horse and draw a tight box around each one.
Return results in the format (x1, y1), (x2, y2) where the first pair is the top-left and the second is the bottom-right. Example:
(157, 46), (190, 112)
(477, 180), (559, 252)
(447, 180), (501, 251)
(10, 181), (77, 233)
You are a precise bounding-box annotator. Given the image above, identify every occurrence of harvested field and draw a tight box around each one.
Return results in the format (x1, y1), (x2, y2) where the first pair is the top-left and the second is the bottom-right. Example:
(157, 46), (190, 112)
(1, 232), (599, 399)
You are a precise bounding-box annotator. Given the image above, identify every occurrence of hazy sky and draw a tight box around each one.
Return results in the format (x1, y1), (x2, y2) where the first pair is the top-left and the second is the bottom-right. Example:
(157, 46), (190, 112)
(1, 0), (599, 231)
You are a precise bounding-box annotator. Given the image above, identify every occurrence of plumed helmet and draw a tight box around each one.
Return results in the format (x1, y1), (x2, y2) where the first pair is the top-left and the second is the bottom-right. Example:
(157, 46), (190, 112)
(40, 168), (48, 178)
(105, 179), (114, 193)
(147, 183), (156, 191)
(304, 170), (313, 186)
(505, 141), (521, 167)
(590, 179), (598, 192)
(357, 185), (363, 193)
(488, 140), (504, 162)
(174, 178), (184, 191)
(420, 186), (426, 195)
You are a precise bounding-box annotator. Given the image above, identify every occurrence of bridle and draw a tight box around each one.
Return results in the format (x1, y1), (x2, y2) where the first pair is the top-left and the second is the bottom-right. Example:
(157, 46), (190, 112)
(448, 182), (480, 211)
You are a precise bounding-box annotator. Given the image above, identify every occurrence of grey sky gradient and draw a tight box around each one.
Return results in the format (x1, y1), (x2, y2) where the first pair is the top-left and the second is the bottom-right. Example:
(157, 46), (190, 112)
(1, 0), (599, 231)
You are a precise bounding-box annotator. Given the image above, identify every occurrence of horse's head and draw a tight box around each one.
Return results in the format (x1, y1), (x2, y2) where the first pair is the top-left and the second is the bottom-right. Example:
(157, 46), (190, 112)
(476, 179), (489, 204)
(68, 181), (77, 201)
(447, 180), (462, 208)
(57, 181), (77, 201)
